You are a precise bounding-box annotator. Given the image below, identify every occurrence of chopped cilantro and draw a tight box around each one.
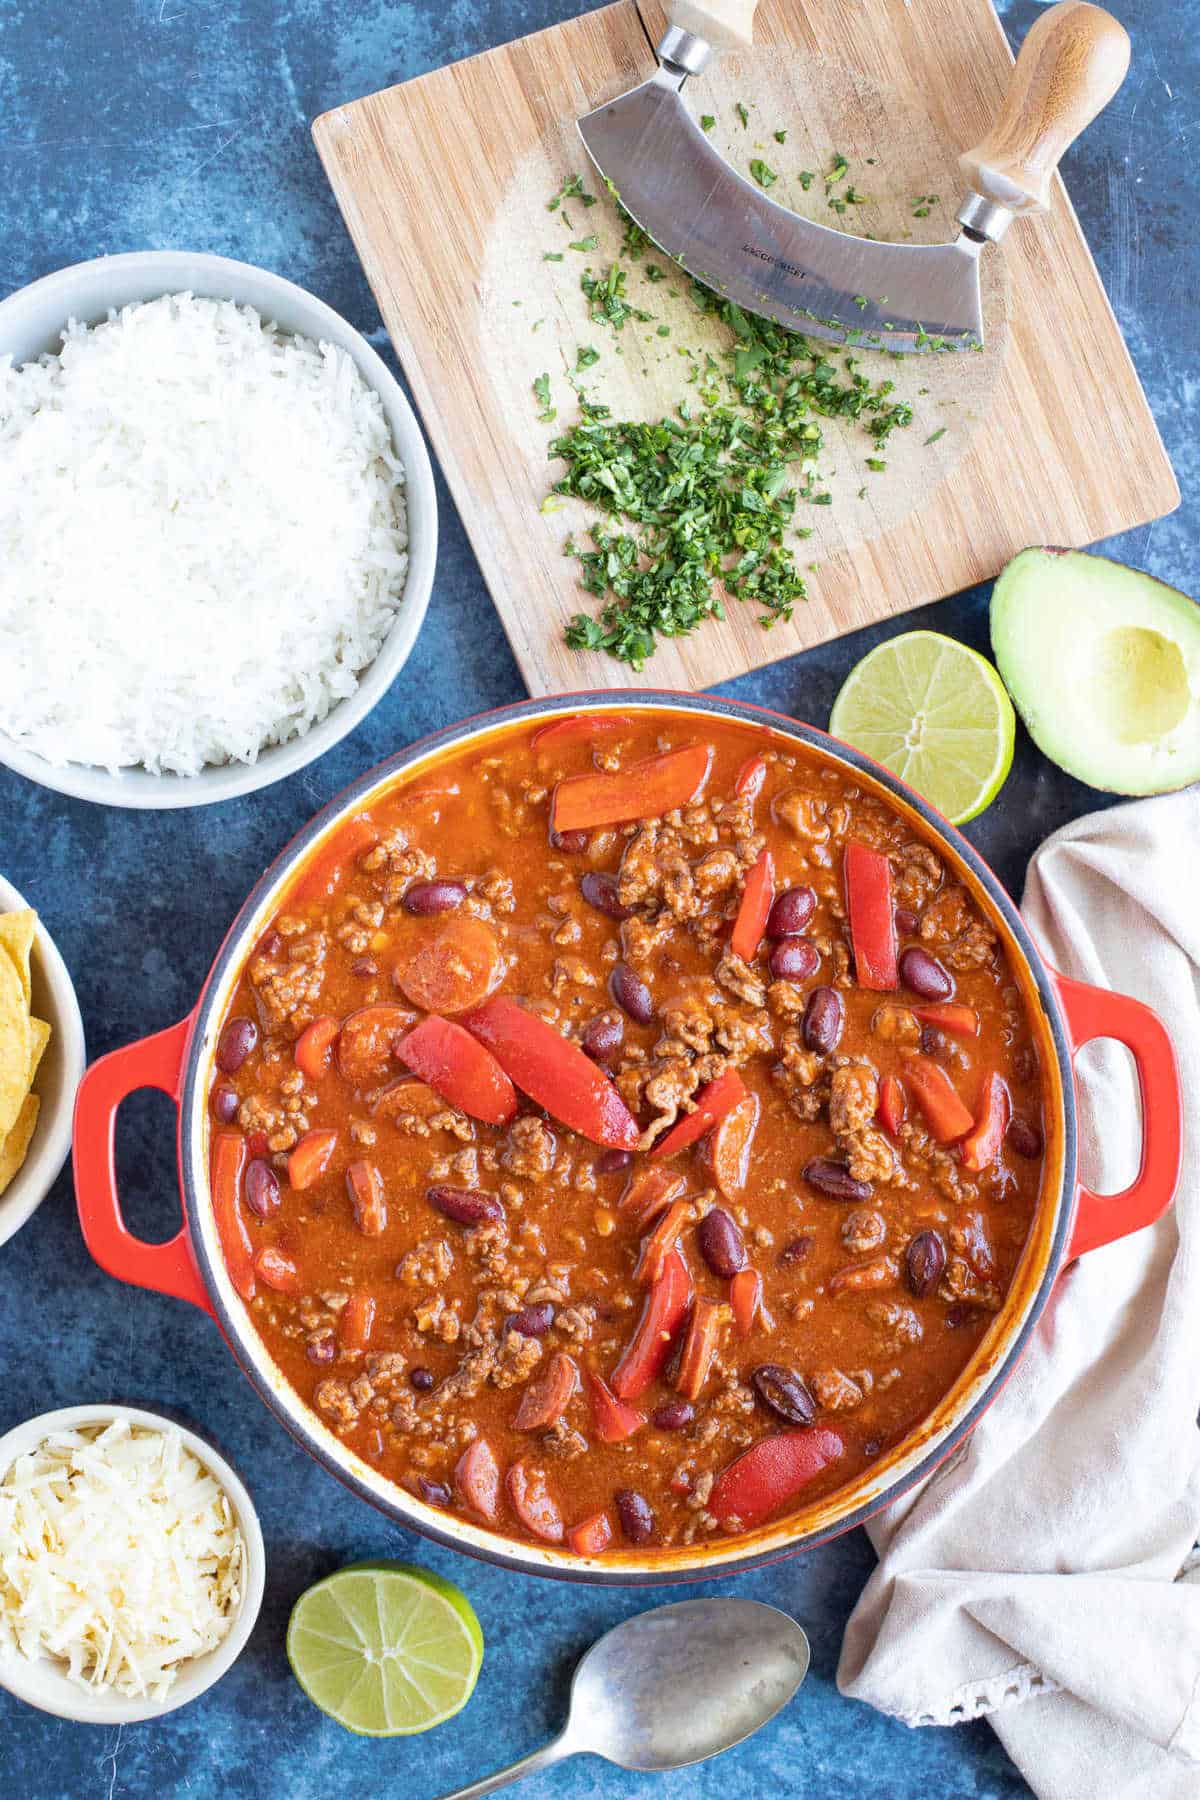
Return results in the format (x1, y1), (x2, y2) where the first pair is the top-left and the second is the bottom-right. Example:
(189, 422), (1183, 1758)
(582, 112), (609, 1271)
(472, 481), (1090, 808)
(581, 265), (652, 332)
(532, 372), (556, 423)
(700, 113), (716, 132)
(548, 173), (596, 211)
(825, 153), (848, 185)
(569, 234), (600, 252)
(911, 193), (941, 218)
(749, 159), (778, 190)
(774, 128), (787, 144)
(924, 426), (948, 445)
(576, 345), (600, 371)
(799, 170), (815, 190)
(865, 456), (887, 472)
(735, 102), (749, 128)
(644, 264), (665, 283)
(543, 251), (564, 262)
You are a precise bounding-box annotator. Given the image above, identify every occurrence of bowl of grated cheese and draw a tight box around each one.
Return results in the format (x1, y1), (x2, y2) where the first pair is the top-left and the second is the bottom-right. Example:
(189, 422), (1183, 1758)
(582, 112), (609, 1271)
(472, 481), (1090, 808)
(0, 1404), (265, 1721)
(0, 252), (438, 808)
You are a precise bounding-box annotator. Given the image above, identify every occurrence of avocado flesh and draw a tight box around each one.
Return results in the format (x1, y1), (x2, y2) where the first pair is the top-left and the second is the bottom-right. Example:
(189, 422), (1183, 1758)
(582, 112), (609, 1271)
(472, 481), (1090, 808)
(990, 548), (1200, 795)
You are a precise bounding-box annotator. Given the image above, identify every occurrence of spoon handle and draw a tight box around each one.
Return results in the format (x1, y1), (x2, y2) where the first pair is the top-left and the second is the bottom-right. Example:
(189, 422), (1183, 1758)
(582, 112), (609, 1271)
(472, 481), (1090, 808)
(430, 1730), (578, 1799)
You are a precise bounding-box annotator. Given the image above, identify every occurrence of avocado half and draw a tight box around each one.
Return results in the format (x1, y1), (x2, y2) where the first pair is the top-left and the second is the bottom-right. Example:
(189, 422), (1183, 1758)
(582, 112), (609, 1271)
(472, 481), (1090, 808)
(991, 547), (1200, 795)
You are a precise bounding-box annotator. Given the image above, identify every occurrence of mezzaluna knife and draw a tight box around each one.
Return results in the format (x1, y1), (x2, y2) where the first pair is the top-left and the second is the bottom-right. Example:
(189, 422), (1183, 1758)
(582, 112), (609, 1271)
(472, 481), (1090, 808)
(579, 0), (1130, 351)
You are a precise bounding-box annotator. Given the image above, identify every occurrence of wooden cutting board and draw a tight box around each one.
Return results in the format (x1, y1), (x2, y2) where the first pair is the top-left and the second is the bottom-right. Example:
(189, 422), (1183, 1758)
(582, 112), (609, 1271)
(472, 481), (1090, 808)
(313, 0), (1177, 697)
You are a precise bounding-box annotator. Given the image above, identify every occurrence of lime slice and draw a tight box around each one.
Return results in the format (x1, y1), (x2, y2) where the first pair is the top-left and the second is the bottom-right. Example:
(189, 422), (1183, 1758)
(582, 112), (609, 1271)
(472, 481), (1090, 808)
(829, 630), (1016, 824)
(286, 1560), (483, 1736)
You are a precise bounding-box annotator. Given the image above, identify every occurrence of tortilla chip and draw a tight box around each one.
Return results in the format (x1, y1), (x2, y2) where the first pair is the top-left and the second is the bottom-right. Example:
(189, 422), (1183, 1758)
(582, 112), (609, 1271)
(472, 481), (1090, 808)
(0, 953), (30, 1142)
(27, 1017), (50, 1087)
(0, 910), (35, 1005)
(0, 1093), (39, 1196)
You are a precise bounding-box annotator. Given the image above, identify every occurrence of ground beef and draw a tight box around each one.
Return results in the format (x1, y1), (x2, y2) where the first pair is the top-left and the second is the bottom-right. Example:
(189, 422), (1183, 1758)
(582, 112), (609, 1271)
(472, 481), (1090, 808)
(920, 885), (999, 971)
(715, 953), (766, 1009)
(892, 843), (943, 912)
(492, 1329), (543, 1389)
(829, 1063), (899, 1186)
(502, 1116), (558, 1176)
(841, 1207), (888, 1255)
(864, 1298), (924, 1354)
(249, 935), (328, 1034)
(810, 1368), (867, 1411)
(314, 1379), (359, 1428)
(360, 830), (437, 909)
(396, 1237), (454, 1287)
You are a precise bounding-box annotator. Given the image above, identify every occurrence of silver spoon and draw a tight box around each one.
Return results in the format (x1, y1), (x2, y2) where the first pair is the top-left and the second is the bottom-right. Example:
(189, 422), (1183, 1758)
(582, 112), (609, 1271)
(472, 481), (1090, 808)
(432, 1597), (810, 1798)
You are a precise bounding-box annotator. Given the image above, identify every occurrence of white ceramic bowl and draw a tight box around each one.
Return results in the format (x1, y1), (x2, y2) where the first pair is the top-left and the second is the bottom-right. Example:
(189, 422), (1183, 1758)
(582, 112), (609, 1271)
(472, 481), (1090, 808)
(0, 875), (86, 1250)
(0, 1403), (266, 1722)
(0, 250), (438, 809)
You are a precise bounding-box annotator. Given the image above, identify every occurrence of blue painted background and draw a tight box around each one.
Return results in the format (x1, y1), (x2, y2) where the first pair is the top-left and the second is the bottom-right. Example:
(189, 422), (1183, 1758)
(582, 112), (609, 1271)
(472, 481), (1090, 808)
(0, 0), (1195, 1795)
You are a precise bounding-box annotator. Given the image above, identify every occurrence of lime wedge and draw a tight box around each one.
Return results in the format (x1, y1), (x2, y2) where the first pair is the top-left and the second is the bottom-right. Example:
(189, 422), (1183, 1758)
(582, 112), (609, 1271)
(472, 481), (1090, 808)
(286, 1561), (483, 1736)
(829, 630), (1016, 824)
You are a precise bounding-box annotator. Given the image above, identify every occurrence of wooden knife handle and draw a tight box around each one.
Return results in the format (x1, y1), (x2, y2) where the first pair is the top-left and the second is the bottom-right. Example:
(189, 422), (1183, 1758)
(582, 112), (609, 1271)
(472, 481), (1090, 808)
(667, 0), (758, 51)
(960, 2), (1130, 214)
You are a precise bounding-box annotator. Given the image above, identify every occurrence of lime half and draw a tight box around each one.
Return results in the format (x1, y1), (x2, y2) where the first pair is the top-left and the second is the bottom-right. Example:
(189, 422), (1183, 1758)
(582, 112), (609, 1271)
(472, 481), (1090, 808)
(829, 630), (1016, 824)
(286, 1561), (483, 1736)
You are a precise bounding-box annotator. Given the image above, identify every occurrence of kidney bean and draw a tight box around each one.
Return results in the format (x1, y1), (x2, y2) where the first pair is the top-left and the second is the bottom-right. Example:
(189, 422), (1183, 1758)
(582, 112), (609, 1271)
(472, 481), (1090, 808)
(581, 1012), (624, 1063)
(1007, 1115), (1043, 1159)
(609, 962), (654, 1024)
(802, 1157), (873, 1203)
(244, 1158), (280, 1220)
(306, 1334), (337, 1366)
(920, 1024), (944, 1057)
(769, 938), (820, 983)
(696, 1206), (748, 1279)
(652, 1399), (695, 1431)
(615, 1488), (656, 1546)
(403, 879), (467, 915)
(894, 907), (920, 938)
(863, 1437), (883, 1459)
(802, 985), (844, 1055)
(580, 870), (631, 919)
(899, 946), (953, 1001)
(766, 886), (817, 938)
(551, 828), (590, 854)
(504, 1302), (555, 1338)
(426, 1185), (504, 1226)
(778, 1233), (814, 1265)
(350, 957), (378, 978)
(946, 1302), (982, 1330)
(905, 1229), (946, 1297)
(210, 1083), (239, 1125)
(410, 1366), (434, 1391)
(416, 1478), (453, 1508)
(597, 1148), (632, 1175)
(751, 1364), (817, 1428)
(215, 1016), (257, 1074)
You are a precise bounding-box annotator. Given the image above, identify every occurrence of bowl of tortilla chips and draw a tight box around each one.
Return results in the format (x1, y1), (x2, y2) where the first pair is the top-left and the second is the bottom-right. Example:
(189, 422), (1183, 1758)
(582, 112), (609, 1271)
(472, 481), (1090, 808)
(0, 878), (85, 1249)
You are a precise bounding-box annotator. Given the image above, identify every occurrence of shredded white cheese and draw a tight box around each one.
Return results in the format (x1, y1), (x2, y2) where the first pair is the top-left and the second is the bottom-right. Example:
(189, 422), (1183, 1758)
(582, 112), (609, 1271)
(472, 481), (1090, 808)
(0, 1419), (246, 1700)
(0, 292), (410, 776)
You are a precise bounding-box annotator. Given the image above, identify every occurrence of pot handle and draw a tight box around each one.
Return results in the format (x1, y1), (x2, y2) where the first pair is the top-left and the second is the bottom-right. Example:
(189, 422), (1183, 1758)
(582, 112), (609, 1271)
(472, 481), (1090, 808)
(1051, 970), (1182, 1259)
(73, 1015), (211, 1313)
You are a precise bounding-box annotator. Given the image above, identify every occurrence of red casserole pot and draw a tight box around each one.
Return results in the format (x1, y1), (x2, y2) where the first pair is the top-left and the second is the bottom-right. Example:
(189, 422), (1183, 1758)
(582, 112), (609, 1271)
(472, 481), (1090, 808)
(72, 694), (1182, 1583)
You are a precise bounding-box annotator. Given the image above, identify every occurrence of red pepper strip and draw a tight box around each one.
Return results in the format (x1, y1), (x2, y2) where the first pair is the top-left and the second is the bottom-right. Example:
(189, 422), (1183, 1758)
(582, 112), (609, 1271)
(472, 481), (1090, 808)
(636, 1199), (691, 1287)
(396, 1015), (518, 1127)
(675, 1296), (724, 1400)
(340, 1290), (376, 1350)
(729, 848), (774, 963)
(734, 754), (767, 801)
(210, 1131), (255, 1302)
(877, 1074), (906, 1138)
(710, 1428), (845, 1530)
(611, 1244), (693, 1400)
(292, 815), (379, 903)
(551, 743), (714, 834)
(618, 1165), (686, 1225)
(464, 996), (640, 1150)
(567, 1511), (613, 1556)
(844, 842), (898, 990)
(585, 1370), (646, 1443)
(287, 1127), (339, 1190)
(959, 1072), (1012, 1173)
(730, 1266), (762, 1337)
(531, 714), (624, 751)
(651, 1068), (748, 1161)
(916, 1003), (980, 1039)
(904, 1057), (974, 1142)
(294, 1014), (340, 1081)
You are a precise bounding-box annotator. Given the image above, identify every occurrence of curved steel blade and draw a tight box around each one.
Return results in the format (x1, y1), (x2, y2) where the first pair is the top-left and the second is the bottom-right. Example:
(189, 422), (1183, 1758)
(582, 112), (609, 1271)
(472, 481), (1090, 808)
(579, 71), (984, 353)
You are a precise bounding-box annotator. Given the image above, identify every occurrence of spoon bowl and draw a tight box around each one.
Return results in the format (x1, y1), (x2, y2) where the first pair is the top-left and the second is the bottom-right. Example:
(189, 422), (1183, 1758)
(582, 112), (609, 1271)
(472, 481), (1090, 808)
(434, 1597), (810, 1798)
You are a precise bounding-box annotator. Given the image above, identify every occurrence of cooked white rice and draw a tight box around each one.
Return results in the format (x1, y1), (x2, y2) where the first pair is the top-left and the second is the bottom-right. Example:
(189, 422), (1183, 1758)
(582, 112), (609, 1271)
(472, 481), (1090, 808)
(0, 292), (410, 776)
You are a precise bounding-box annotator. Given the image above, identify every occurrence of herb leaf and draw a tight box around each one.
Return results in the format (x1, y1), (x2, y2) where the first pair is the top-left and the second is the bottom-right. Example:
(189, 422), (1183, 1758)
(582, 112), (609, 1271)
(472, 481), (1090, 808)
(749, 159), (778, 190)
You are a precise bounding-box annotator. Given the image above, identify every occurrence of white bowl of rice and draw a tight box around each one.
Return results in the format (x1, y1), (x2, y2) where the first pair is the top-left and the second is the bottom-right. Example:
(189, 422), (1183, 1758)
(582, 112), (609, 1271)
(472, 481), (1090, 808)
(0, 1404), (265, 1722)
(0, 252), (438, 808)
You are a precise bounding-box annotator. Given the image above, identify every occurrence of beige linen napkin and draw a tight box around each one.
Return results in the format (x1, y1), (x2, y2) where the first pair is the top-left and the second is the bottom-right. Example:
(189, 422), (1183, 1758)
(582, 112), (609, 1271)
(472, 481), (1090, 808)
(838, 791), (1200, 1800)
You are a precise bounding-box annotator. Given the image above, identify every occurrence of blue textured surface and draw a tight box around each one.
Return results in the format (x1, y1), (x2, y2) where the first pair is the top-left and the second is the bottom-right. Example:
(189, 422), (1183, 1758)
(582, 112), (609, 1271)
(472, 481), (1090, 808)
(0, 1), (1195, 1795)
